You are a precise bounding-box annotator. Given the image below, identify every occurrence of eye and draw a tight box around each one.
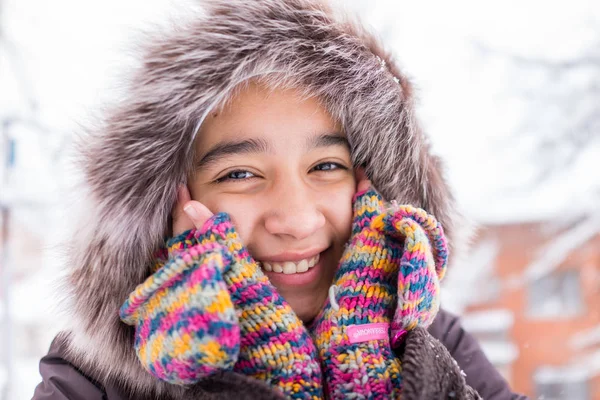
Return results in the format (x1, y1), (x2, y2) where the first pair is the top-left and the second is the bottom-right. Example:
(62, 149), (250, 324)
(311, 162), (347, 172)
(215, 170), (256, 183)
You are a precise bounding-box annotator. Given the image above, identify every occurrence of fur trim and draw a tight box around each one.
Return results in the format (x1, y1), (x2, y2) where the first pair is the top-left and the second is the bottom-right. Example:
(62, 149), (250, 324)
(60, 0), (464, 397)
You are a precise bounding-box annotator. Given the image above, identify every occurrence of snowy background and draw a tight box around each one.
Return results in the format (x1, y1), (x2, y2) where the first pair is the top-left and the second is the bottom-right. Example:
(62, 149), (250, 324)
(1, 0), (599, 399)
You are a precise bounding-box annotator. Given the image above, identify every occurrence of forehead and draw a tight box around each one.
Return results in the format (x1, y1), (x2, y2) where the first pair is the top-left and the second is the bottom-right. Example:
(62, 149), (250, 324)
(196, 81), (343, 152)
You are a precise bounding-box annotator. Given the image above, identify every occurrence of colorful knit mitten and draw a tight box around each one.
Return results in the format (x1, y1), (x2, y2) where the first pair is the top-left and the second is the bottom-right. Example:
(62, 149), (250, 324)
(120, 213), (323, 399)
(308, 188), (448, 399)
(119, 239), (239, 384)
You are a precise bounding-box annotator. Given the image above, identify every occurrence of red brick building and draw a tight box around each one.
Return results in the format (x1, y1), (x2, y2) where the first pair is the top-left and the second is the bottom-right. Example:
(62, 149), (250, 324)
(464, 217), (600, 399)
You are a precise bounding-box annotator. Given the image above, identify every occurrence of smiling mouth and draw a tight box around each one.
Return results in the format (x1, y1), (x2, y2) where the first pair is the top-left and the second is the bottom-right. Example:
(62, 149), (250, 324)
(260, 254), (320, 274)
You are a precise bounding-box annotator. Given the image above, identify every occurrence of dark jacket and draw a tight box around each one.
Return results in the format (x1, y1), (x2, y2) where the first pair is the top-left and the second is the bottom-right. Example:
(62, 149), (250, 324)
(34, 0), (527, 399)
(33, 309), (527, 400)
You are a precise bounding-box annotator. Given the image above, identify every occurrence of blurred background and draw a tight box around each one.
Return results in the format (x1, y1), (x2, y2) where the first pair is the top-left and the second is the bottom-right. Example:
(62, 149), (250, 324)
(1, 0), (598, 399)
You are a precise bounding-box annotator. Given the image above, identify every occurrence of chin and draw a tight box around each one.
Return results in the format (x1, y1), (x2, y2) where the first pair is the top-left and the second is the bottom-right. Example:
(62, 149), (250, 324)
(295, 307), (319, 324)
(284, 289), (328, 323)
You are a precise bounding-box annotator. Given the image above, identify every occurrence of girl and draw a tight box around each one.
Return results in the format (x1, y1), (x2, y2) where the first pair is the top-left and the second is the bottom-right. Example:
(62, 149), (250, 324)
(33, 1), (526, 399)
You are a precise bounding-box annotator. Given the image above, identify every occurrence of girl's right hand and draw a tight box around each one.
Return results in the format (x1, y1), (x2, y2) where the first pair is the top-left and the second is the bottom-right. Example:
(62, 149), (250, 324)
(163, 184), (324, 398)
(119, 184), (241, 385)
(172, 184), (214, 236)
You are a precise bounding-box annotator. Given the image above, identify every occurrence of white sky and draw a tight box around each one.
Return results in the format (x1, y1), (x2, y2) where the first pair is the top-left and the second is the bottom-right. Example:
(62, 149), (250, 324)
(356, 0), (600, 222)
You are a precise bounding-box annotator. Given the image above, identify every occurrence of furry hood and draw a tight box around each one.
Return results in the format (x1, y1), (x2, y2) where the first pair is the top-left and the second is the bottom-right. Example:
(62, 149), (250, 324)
(61, 0), (461, 397)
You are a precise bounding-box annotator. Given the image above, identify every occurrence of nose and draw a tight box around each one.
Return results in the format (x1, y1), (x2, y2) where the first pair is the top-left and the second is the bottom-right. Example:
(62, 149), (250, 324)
(264, 181), (326, 240)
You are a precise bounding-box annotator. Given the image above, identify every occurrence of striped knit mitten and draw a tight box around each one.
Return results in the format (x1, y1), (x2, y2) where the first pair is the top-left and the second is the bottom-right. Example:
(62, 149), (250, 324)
(119, 239), (239, 385)
(308, 188), (448, 399)
(120, 213), (323, 399)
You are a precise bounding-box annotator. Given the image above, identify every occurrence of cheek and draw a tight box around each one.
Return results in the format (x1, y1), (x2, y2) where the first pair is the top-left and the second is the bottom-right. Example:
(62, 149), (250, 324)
(192, 189), (261, 245)
(321, 184), (355, 241)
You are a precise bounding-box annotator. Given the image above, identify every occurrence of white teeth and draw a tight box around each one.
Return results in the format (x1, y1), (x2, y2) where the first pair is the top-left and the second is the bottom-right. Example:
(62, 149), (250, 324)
(261, 254), (320, 274)
(283, 262), (296, 274)
(296, 259), (309, 273)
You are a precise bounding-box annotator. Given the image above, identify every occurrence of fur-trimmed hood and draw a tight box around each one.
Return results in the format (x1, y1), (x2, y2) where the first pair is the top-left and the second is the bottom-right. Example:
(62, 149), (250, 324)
(60, 0), (461, 398)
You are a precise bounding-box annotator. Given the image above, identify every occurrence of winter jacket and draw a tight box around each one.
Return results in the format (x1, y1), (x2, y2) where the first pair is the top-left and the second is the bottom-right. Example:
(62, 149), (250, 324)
(33, 309), (527, 399)
(32, 0), (527, 398)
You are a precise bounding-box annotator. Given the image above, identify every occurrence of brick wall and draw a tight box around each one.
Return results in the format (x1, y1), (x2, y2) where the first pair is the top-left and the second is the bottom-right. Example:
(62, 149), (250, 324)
(466, 222), (600, 399)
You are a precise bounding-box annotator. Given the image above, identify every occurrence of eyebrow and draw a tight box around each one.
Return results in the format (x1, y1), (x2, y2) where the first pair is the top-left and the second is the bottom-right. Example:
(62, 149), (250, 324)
(196, 138), (270, 169)
(306, 133), (350, 150)
(195, 132), (349, 169)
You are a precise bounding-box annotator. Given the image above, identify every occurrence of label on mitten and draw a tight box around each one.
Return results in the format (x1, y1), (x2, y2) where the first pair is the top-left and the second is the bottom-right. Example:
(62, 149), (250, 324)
(347, 323), (390, 343)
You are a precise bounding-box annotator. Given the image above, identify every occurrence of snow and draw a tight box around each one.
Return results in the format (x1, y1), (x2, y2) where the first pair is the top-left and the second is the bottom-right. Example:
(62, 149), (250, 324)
(0, 367), (5, 397)
(2, 358), (41, 400)
(440, 239), (500, 314)
(11, 268), (63, 324)
(586, 350), (600, 377)
(534, 359), (597, 383)
(460, 310), (518, 366)
(347, 0), (600, 224)
(462, 309), (514, 333)
(524, 213), (600, 282)
(478, 340), (519, 366)
(571, 325), (600, 350)
(534, 350), (600, 383)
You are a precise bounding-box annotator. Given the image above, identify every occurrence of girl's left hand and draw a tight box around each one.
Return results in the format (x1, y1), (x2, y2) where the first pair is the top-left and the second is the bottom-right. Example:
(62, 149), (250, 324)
(308, 185), (404, 399)
(308, 176), (449, 399)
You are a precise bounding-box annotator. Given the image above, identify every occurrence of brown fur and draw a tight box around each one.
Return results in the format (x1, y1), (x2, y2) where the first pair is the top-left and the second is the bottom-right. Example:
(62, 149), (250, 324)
(59, 0), (465, 397)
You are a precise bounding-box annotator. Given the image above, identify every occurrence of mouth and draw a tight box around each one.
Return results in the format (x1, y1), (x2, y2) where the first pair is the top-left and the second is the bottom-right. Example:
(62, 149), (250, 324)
(257, 248), (328, 287)
(260, 253), (320, 274)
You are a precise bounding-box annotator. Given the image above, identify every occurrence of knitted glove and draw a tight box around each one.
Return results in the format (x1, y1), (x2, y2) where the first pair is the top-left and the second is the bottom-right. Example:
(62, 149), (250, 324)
(375, 199), (448, 340)
(308, 188), (448, 399)
(119, 240), (239, 384)
(120, 213), (323, 399)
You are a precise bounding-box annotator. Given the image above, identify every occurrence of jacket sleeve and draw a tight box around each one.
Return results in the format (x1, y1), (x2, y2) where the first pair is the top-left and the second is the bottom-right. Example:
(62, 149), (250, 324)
(428, 308), (529, 400)
(32, 335), (106, 400)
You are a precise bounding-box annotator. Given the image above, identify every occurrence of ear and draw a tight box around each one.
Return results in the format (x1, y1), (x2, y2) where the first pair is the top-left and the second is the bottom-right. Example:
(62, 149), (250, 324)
(354, 167), (372, 193)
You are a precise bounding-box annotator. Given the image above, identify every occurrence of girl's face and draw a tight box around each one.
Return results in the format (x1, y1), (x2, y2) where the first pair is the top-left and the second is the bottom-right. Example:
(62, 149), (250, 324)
(189, 82), (356, 322)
